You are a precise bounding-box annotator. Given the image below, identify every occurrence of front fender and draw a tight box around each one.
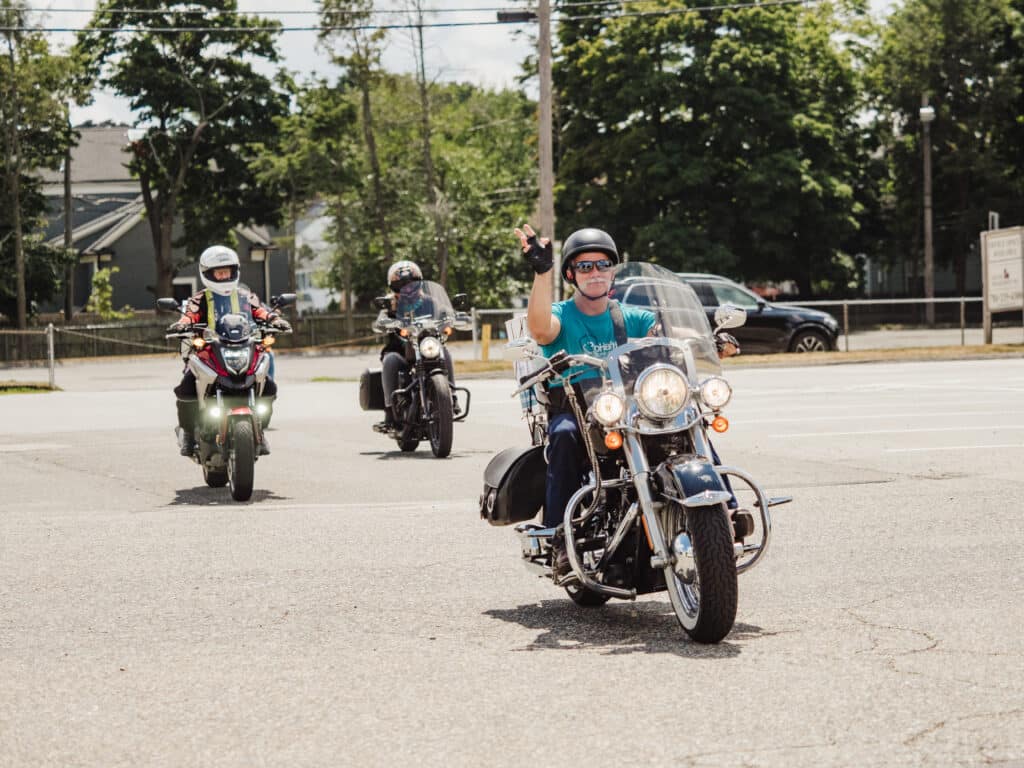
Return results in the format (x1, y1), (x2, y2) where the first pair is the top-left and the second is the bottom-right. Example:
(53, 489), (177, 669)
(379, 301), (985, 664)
(657, 459), (732, 508)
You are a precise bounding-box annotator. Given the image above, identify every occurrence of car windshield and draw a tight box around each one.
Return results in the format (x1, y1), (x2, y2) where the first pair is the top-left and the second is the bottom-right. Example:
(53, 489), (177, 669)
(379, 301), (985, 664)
(393, 280), (456, 324)
(708, 281), (760, 308)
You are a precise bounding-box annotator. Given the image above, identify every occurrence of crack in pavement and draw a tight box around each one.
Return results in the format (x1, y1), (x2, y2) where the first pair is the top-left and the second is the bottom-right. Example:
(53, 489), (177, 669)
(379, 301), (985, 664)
(904, 707), (1024, 748)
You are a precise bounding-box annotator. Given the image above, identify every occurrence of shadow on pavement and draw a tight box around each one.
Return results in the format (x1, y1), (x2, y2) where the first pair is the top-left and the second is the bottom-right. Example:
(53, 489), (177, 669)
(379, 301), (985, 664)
(485, 599), (766, 657)
(168, 487), (292, 505)
(360, 449), (490, 460)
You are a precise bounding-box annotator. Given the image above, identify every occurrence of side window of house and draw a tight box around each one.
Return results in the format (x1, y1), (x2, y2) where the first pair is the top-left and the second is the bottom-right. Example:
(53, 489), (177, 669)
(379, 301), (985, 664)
(710, 283), (760, 309)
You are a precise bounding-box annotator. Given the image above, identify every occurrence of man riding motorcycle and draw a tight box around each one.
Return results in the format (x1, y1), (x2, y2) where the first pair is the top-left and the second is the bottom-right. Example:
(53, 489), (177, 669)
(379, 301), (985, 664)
(373, 260), (458, 430)
(169, 245), (291, 456)
(515, 223), (739, 574)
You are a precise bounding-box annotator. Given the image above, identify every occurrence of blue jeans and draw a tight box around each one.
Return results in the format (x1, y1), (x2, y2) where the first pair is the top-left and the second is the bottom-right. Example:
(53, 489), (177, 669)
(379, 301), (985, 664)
(542, 413), (737, 528)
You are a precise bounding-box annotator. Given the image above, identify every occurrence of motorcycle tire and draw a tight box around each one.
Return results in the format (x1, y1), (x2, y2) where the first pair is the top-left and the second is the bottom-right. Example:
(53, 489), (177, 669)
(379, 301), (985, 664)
(228, 420), (255, 502)
(664, 503), (737, 644)
(426, 373), (454, 459)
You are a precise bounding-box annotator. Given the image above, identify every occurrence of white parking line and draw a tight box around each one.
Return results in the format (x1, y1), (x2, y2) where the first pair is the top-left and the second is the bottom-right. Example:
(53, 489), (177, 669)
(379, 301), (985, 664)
(0, 443), (71, 453)
(733, 409), (1024, 425)
(775, 425), (1024, 438)
(886, 444), (1024, 453)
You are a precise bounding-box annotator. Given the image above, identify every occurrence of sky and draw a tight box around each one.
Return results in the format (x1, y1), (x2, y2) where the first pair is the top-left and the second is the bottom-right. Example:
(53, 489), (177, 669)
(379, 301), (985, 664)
(33, 0), (895, 126)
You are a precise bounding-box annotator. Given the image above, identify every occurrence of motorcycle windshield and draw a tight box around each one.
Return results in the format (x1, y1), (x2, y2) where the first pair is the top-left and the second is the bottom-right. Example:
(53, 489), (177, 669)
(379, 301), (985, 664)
(607, 262), (722, 389)
(211, 312), (253, 344)
(393, 280), (456, 326)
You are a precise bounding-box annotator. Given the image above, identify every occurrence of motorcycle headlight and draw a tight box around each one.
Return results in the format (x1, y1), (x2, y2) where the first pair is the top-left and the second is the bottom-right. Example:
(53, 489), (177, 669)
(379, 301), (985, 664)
(222, 346), (251, 373)
(635, 365), (689, 420)
(699, 376), (732, 409)
(592, 391), (625, 426)
(419, 336), (442, 359)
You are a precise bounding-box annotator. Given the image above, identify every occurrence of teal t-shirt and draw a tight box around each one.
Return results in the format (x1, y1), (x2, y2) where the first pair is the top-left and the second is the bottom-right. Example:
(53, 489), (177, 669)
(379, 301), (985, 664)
(541, 300), (656, 380)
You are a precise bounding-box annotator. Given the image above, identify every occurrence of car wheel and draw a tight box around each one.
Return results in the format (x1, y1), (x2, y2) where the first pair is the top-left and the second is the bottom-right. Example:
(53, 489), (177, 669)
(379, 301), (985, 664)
(790, 329), (829, 353)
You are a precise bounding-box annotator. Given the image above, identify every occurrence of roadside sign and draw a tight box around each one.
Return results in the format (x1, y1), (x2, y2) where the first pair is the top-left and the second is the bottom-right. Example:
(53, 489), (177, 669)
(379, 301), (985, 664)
(981, 226), (1024, 343)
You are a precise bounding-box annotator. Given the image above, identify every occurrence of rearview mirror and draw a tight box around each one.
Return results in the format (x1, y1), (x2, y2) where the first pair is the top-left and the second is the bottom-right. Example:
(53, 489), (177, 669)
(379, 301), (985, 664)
(271, 293), (296, 308)
(156, 298), (180, 313)
(452, 293), (470, 311)
(714, 304), (747, 331)
(373, 295), (391, 310)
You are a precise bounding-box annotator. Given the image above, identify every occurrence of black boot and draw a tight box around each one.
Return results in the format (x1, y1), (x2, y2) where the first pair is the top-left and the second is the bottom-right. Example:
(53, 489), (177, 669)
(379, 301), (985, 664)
(176, 399), (198, 456)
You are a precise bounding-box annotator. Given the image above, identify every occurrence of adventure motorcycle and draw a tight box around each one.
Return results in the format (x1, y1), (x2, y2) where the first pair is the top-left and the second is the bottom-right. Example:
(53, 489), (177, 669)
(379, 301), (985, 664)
(360, 280), (472, 458)
(480, 263), (790, 644)
(158, 293), (295, 502)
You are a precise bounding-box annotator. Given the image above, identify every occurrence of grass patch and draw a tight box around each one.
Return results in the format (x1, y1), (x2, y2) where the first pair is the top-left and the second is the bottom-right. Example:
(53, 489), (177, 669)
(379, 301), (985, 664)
(0, 381), (57, 394)
(311, 375), (348, 382)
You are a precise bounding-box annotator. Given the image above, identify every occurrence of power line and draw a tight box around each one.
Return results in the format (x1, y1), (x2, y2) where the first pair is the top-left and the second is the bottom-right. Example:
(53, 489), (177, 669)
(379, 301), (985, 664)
(3, 0), (817, 33)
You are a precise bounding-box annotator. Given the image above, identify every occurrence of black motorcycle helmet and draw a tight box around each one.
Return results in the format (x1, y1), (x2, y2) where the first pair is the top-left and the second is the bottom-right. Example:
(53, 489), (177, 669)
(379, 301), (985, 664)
(560, 228), (620, 284)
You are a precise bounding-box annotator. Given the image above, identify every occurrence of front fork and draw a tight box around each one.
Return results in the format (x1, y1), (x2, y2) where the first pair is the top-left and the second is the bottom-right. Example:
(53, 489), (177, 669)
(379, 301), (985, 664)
(561, 424), (776, 596)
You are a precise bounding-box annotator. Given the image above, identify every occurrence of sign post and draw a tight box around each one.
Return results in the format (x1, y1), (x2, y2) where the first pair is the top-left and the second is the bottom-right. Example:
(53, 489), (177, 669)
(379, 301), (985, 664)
(980, 226), (1024, 344)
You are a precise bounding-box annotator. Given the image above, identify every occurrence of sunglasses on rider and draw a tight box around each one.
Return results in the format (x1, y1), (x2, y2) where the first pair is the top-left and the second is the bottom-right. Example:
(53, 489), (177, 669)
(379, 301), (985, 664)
(572, 259), (614, 274)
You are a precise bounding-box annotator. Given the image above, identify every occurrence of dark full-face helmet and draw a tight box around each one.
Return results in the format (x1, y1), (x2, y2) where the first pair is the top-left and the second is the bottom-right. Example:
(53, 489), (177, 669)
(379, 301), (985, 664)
(387, 260), (423, 293)
(560, 228), (620, 284)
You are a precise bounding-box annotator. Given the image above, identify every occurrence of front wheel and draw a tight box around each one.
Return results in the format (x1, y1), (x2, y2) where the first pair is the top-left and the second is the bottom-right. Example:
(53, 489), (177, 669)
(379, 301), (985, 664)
(790, 328), (829, 353)
(228, 419), (255, 501)
(663, 503), (737, 643)
(426, 373), (454, 458)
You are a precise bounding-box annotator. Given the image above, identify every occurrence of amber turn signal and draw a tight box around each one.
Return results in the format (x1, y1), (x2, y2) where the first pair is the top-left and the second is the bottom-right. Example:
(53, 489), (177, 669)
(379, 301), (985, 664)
(443, 325), (453, 337)
(262, 335), (276, 347)
(190, 337), (206, 349)
(711, 416), (729, 433)
(399, 328), (409, 337)
(604, 431), (623, 450)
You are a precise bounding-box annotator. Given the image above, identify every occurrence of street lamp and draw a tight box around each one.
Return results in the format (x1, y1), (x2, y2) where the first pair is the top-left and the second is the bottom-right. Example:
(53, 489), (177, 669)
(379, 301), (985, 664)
(920, 104), (936, 326)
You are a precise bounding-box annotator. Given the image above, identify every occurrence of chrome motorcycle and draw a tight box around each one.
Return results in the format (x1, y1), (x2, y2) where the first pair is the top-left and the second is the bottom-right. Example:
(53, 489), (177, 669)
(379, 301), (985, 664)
(480, 263), (790, 643)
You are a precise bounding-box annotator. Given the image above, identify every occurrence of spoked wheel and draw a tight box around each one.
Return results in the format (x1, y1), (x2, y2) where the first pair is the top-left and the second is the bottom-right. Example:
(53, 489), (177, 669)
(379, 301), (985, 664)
(662, 502), (737, 643)
(426, 373), (454, 458)
(227, 420), (255, 501)
(203, 464), (228, 488)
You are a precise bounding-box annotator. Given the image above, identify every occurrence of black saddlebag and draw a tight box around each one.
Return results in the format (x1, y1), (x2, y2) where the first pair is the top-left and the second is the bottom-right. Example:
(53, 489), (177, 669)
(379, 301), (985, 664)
(479, 445), (546, 526)
(359, 368), (385, 411)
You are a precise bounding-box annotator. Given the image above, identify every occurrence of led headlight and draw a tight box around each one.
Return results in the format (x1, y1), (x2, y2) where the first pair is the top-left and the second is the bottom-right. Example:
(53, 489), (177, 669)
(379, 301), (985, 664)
(592, 391), (625, 426)
(699, 376), (732, 409)
(207, 406), (222, 419)
(222, 346), (251, 373)
(419, 336), (442, 359)
(635, 365), (689, 420)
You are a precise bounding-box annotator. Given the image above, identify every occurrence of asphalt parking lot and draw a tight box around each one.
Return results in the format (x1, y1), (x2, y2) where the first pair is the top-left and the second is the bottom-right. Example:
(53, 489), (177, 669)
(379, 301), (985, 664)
(1, 356), (1022, 766)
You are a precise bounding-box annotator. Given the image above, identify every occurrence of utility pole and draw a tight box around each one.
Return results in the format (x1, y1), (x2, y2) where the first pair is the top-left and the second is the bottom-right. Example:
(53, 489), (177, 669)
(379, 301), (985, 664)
(63, 125), (74, 322)
(537, 0), (555, 296)
(498, 3), (556, 293)
(920, 99), (936, 326)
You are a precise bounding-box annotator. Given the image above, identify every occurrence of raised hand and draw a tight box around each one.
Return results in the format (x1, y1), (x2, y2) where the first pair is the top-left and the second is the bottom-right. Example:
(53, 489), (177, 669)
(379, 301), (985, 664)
(514, 223), (553, 275)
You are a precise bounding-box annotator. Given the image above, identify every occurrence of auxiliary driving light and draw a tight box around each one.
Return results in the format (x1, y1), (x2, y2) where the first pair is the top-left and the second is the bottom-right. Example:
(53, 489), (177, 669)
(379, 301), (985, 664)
(700, 376), (732, 409)
(592, 391), (625, 426)
(208, 406), (222, 419)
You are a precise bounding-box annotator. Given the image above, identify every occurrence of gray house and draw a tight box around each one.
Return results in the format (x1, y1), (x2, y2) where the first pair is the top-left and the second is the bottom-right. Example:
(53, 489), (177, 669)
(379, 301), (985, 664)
(41, 125), (289, 311)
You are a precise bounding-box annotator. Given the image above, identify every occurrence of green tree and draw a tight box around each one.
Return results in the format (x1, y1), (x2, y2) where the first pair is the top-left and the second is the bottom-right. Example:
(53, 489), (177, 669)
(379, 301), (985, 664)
(75, 0), (289, 299)
(870, 0), (1023, 294)
(320, 0), (396, 265)
(85, 266), (133, 320)
(253, 78), (361, 331)
(325, 76), (536, 308)
(1, 0), (79, 327)
(553, 0), (870, 296)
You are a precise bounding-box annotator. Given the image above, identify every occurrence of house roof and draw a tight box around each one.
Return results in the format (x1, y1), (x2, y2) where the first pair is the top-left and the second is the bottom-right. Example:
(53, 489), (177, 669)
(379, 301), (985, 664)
(39, 125), (137, 195)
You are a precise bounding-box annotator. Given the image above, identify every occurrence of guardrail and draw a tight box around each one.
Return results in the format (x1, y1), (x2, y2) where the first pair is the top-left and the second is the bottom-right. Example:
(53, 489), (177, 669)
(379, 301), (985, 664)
(469, 297), (1014, 358)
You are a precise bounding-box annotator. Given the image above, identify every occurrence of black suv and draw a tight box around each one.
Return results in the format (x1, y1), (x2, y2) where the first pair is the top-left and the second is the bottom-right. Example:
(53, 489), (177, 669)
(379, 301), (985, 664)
(673, 273), (839, 353)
